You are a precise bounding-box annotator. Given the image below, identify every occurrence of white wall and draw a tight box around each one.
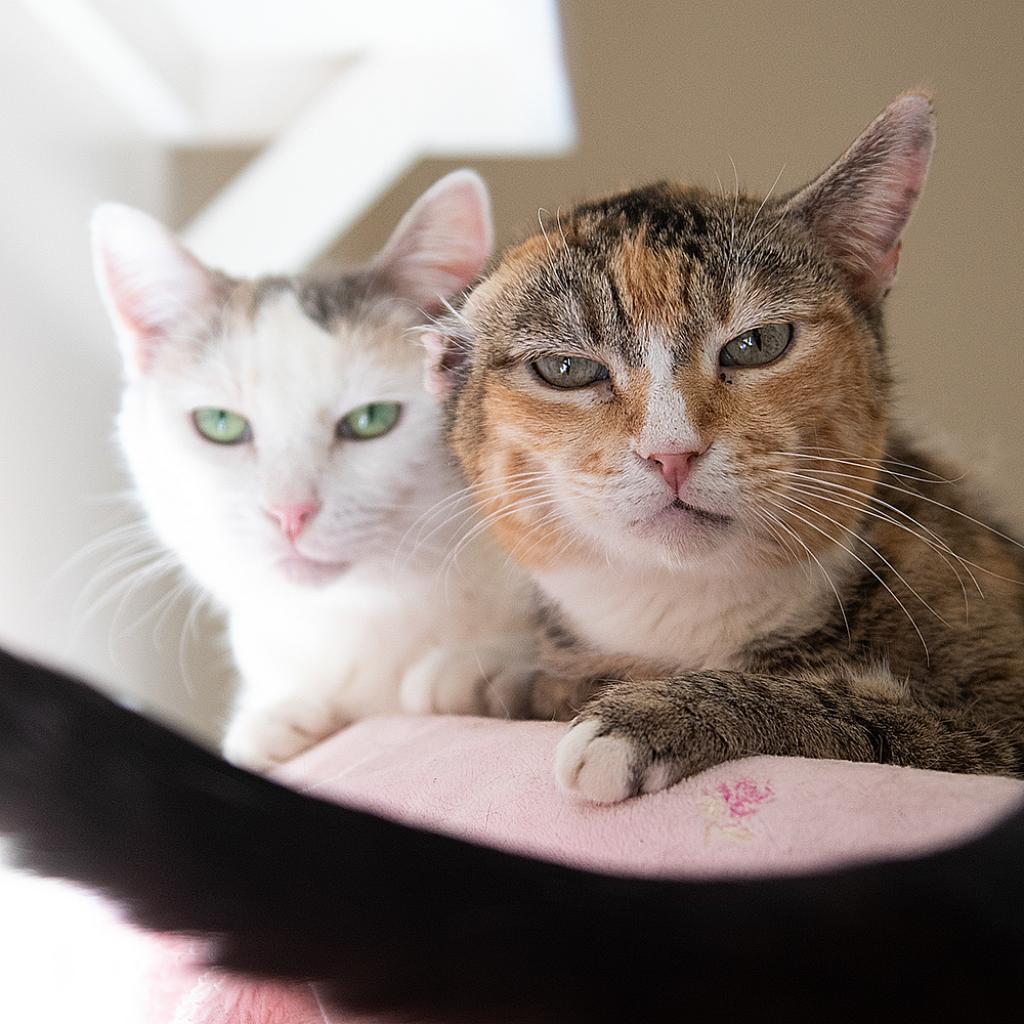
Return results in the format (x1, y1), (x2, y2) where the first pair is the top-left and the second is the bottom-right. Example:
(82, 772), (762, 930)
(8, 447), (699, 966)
(0, 4), (230, 740)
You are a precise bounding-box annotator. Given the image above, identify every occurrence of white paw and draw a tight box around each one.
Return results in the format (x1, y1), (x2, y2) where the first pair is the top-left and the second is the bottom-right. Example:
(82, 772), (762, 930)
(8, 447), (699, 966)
(399, 645), (532, 718)
(554, 720), (675, 803)
(222, 701), (347, 772)
(554, 720), (638, 803)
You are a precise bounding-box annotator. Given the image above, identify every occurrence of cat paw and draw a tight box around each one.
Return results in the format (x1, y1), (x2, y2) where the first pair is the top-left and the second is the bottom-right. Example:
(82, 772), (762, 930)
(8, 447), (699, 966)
(554, 677), (742, 802)
(399, 645), (532, 718)
(556, 720), (676, 803)
(554, 710), (682, 803)
(222, 702), (348, 772)
(555, 720), (679, 803)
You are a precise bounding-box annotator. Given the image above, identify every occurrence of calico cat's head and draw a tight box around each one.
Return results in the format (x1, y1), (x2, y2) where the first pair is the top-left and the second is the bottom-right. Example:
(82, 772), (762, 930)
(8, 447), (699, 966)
(93, 172), (492, 602)
(436, 94), (935, 576)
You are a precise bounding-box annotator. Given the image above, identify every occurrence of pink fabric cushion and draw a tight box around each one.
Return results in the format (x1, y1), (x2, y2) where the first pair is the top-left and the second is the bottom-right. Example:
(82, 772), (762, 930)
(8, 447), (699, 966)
(10, 716), (1022, 1023)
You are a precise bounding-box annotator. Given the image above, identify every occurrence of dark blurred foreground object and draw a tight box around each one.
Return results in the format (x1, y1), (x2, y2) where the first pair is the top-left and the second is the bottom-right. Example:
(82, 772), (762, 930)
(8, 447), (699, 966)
(0, 645), (1021, 1022)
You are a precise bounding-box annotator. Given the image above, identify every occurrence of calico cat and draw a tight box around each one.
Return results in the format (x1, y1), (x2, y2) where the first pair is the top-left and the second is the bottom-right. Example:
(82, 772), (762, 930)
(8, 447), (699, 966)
(0, 93), (1022, 1022)
(432, 90), (1024, 800)
(91, 171), (537, 769)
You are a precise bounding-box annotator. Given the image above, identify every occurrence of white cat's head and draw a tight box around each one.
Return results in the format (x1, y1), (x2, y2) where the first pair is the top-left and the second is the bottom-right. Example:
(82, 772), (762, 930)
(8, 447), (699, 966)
(92, 171), (492, 604)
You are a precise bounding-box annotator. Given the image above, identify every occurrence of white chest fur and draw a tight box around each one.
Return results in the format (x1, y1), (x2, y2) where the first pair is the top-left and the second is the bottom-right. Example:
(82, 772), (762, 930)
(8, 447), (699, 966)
(534, 560), (836, 671)
(222, 540), (539, 769)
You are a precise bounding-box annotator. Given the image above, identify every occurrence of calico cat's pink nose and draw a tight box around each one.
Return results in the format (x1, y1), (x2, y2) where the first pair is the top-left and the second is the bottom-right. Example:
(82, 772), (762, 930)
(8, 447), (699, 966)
(268, 503), (319, 543)
(646, 451), (699, 495)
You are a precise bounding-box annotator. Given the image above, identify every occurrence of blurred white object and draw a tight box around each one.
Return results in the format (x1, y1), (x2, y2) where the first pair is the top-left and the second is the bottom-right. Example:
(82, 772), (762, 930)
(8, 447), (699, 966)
(19, 0), (576, 273)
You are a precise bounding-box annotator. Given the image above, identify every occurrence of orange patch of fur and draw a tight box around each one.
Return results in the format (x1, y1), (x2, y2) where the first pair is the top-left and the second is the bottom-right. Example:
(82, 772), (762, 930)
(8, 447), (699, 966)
(612, 235), (687, 327)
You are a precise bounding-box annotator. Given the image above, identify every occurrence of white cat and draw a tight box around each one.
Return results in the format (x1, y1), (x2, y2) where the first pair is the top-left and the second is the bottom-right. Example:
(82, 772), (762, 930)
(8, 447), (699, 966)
(91, 171), (538, 770)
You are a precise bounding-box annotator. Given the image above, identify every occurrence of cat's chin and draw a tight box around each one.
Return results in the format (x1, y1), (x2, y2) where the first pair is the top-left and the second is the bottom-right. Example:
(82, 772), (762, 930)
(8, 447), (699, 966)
(277, 554), (352, 587)
(622, 498), (735, 565)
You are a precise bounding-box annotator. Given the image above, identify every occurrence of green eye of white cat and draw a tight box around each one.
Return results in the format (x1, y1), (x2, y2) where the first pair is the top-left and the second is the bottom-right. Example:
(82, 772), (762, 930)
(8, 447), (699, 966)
(192, 408), (252, 445)
(719, 324), (793, 368)
(337, 402), (402, 440)
(532, 355), (611, 390)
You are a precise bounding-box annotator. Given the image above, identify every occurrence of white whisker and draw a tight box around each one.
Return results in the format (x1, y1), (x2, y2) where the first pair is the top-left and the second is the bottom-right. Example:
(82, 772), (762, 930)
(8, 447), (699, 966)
(777, 478), (977, 611)
(772, 488), (950, 627)
(743, 163), (786, 245)
(763, 494), (930, 660)
(752, 505), (851, 642)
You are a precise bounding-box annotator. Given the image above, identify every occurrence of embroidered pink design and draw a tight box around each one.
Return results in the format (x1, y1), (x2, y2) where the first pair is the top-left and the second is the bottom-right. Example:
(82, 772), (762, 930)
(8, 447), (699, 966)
(717, 778), (775, 819)
(701, 777), (775, 844)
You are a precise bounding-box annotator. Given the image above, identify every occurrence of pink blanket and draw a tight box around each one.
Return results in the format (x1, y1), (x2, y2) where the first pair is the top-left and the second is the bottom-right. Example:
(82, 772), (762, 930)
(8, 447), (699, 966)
(7, 716), (1022, 1023)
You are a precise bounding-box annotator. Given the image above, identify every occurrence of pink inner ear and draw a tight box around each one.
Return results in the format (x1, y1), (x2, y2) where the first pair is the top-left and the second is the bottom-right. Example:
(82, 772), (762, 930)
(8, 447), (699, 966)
(823, 143), (929, 303)
(421, 330), (464, 399)
(786, 94), (934, 307)
(376, 171), (493, 313)
(102, 260), (166, 373)
(867, 242), (902, 298)
(92, 203), (219, 377)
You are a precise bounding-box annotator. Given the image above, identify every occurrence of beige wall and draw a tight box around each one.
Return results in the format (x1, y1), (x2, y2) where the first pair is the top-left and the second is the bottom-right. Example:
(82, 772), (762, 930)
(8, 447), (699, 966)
(3, 0), (1022, 738)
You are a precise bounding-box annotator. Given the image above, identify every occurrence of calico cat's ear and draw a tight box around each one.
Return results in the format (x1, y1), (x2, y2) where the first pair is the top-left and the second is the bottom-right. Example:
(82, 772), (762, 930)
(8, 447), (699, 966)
(91, 204), (221, 377)
(374, 169), (493, 313)
(785, 92), (935, 307)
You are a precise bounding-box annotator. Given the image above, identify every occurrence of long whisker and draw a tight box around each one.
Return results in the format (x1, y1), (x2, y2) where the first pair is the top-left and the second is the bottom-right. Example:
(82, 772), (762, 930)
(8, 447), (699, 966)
(728, 154), (740, 266)
(443, 495), (562, 579)
(779, 479), (975, 613)
(436, 296), (472, 335)
(747, 505), (805, 567)
(767, 466), (1024, 561)
(69, 548), (175, 634)
(108, 556), (184, 646)
(401, 485), (553, 568)
(777, 446), (960, 483)
(391, 471), (552, 571)
(743, 163), (786, 245)
(177, 587), (208, 699)
(502, 505), (574, 569)
(770, 469), (1021, 592)
(151, 578), (198, 652)
(555, 206), (569, 248)
(771, 488), (951, 627)
(406, 471), (552, 536)
(763, 494), (930, 660)
(768, 470), (974, 562)
(116, 563), (187, 642)
(440, 495), (563, 595)
(747, 209), (790, 259)
(751, 505), (851, 642)
(45, 521), (156, 592)
(537, 208), (557, 258)
(769, 450), (960, 485)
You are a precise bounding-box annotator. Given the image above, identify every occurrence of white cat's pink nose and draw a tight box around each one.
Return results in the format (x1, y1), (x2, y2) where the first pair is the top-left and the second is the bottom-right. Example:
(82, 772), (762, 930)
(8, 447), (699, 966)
(268, 503), (319, 543)
(646, 451), (699, 495)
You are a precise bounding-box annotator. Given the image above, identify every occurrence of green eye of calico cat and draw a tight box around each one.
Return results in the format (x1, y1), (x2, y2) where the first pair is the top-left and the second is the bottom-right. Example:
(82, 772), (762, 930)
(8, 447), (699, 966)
(532, 355), (611, 390)
(337, 402), (402, 440)
(192, 408), (252, 445)
(719, 324), (793, 368)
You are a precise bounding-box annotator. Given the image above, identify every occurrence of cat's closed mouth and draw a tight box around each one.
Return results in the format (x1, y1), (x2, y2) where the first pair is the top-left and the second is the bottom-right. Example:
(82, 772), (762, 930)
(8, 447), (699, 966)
(278, 554), (352, 586)
(665, 498), (733, 525)
(629, 498), (734, 536)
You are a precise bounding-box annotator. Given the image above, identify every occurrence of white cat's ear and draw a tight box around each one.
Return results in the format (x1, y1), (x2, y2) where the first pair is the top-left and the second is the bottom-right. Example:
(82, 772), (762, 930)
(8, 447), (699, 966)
(785, 92), (935, 306)
(419, 329), (467, 399)
(91, 204), (220, 376)
(374, 169), (493, 313)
